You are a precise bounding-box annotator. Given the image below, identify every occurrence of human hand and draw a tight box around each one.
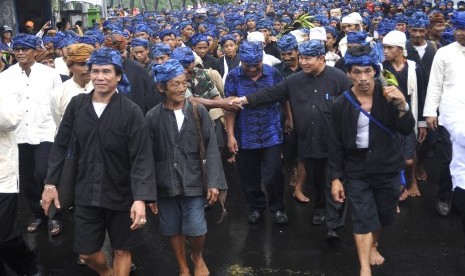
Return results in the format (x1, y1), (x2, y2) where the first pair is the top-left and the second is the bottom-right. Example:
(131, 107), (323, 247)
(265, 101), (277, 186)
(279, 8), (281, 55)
(228, 135), (239, 154)
(417, 127), (427, 143)
(148, 202), (158, 215)
(331, 179), (345, 203)
(41, 185), (61, 216)
(284, 119), (293, 134)
(130, 200), (147, 230)
(426, 116), (438, 131)
(382, 86), (406, 106)
(206, 188), (219, 206)
(221, 97), (242, 111)
(229, 96), (247, 109)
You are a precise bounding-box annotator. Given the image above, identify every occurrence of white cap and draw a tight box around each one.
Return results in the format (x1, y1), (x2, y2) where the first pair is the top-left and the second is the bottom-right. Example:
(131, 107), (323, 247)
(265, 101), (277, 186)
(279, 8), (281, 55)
(310, 27), (327, 41)
(341, 12), (363, 25)
(247, 31), (265, 43)
(289, 29), (305, 45)
(383, 30), (407, 56)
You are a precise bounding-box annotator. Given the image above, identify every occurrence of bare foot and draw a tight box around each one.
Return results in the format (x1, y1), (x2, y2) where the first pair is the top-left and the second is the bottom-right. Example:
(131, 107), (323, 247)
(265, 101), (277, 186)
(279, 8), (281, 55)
(191, 254), (209, 276)
(416, 167), (428, 181)
(293, 190), (310, 203)
(399, 188), (409, 201)
(370, 247), (385, 266)
(407, 183), (421, 197)
(179, 271), (191, 276)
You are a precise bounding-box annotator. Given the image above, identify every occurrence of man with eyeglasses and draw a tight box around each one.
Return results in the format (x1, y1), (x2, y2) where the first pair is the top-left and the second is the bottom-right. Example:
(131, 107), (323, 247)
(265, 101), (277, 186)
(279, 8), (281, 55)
(1, 34), (62, 237)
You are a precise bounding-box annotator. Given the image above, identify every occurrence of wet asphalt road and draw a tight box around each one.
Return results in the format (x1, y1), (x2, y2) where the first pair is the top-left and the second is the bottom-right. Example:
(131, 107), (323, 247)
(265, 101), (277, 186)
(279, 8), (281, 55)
(8, 155), (465, 276)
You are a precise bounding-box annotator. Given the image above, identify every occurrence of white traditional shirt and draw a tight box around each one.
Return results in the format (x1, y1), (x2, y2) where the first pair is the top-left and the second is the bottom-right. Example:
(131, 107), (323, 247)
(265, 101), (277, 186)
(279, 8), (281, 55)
(1, 62), (62, 144)
(424, 42), (465, 126)
(54, 56), (69, 76)
(0, 73), (22, 193)
(50, 78), (93, 127)
(425, 41), (465, 189)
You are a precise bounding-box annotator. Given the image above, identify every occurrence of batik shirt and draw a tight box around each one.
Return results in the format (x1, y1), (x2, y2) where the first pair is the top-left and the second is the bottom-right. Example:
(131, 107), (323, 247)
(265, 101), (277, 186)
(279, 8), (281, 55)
(225, 64), (284, 149)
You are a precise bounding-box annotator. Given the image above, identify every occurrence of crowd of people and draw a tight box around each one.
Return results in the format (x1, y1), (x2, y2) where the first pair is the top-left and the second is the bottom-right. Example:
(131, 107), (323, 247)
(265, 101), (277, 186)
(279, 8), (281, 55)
(1, 0), (465, 275)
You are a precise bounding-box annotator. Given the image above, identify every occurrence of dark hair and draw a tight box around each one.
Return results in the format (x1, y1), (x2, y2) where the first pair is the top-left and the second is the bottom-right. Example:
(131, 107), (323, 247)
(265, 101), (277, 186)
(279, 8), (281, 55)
(345, 44), (379, 74)
(346, 44), (372, 57)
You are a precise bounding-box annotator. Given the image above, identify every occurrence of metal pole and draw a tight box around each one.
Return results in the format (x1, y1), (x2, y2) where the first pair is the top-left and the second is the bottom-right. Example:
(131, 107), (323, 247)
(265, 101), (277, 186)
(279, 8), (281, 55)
(101, 0), (107, 19)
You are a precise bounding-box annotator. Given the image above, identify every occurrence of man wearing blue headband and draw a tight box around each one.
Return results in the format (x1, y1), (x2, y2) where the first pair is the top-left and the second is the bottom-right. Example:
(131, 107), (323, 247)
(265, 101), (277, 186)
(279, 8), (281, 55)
(1, 34), (63, 238)
(42, 47), (156, 276)
(131, 38), (154, 74)
(424, 11), (465, 224)
(0, 43), (45, 276)
(146, 59), (225, 276)
(230, 40), (352, 240)
(406, 12), (444, 197)
(190, 33), (218, 71)
(225, 41), (289, 225)
(331, 45), (414, 276)
(152, 42), (171, 65)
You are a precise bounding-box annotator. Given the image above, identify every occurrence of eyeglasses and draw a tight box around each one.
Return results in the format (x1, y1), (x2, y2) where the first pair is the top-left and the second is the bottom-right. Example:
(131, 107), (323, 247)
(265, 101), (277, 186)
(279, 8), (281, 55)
(13, 48), (33, 53)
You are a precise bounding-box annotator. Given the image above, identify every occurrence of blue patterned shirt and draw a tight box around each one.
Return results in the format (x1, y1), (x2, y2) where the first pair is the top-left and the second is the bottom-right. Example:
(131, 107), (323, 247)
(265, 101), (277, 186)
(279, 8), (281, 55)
(225, 64), (284, 149)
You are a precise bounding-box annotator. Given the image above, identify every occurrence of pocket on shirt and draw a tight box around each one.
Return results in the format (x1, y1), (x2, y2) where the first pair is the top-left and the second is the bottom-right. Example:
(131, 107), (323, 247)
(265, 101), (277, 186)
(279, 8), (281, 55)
(154, 160), (171, 190)
(183, 160), (202, 188)
(104, 128), (129, 152)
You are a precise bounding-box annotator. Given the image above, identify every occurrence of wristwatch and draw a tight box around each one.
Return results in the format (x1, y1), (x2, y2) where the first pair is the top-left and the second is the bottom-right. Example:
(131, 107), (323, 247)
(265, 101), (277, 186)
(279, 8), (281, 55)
(397, 102), (410, 112)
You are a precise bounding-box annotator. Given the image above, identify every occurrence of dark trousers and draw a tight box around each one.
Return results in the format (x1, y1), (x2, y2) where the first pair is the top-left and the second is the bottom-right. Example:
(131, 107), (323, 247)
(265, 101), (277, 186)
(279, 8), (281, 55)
(435, 126), (453, 201)
(236, 145), (284, 213)
(453, 187), (465, 237)
(0, 193), (39, 275)
(18, 142), (53, 219)
(303, 158), (346, 228)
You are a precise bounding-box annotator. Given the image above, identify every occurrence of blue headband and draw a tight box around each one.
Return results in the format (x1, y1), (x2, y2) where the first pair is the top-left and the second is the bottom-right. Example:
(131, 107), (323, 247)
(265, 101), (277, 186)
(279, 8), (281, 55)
(171, 46), (195, 67)
(135, 24), (153, 36)
(178, 20), (193, 31)
(408, 12), (429, 28)
(277, 34), (298, 52)
(152, 59), (185, 83)
(87, 48), (130, 94)
(42, 36), (54, 45)
(159, 29), (176, 40)
(219, 34), (236, 46)
(451, 11), (465, 29)
(239, 41), (263, 64)
(190, 33), (209, 46)
(344, 47), (379, 67)
(377, 19), (396, 36)
(347, 31), (368, 44)
(298, 40), (325, 56)
(324, 26), (337, 38)
(131, 38), (149, 48)
(12, 34), (41, 49)
(78, 35), (98, 46)
(256, 19), (272, 31)
(58, 37), (77, 49)
(152, 43), (172, 59)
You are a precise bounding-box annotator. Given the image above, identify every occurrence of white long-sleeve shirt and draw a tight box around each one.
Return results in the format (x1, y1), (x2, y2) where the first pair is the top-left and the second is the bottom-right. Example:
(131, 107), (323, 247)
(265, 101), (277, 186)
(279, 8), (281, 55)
(50, 78), (93, 127)
(424, 42), (465, 125)
(1, 62), (62, 144)
(0, 73), (23, 193)
(425, 41), (465, 189)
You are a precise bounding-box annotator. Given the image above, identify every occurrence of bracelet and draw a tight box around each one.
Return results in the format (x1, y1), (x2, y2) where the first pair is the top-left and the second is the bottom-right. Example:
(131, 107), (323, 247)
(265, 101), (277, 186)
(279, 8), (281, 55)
(44, 185), (56, 190)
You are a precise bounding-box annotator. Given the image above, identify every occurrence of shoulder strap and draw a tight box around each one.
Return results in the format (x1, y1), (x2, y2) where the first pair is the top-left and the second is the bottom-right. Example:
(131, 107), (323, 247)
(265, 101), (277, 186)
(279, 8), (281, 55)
(192, 102), (208, 192)
(343, 91), (394, 138)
